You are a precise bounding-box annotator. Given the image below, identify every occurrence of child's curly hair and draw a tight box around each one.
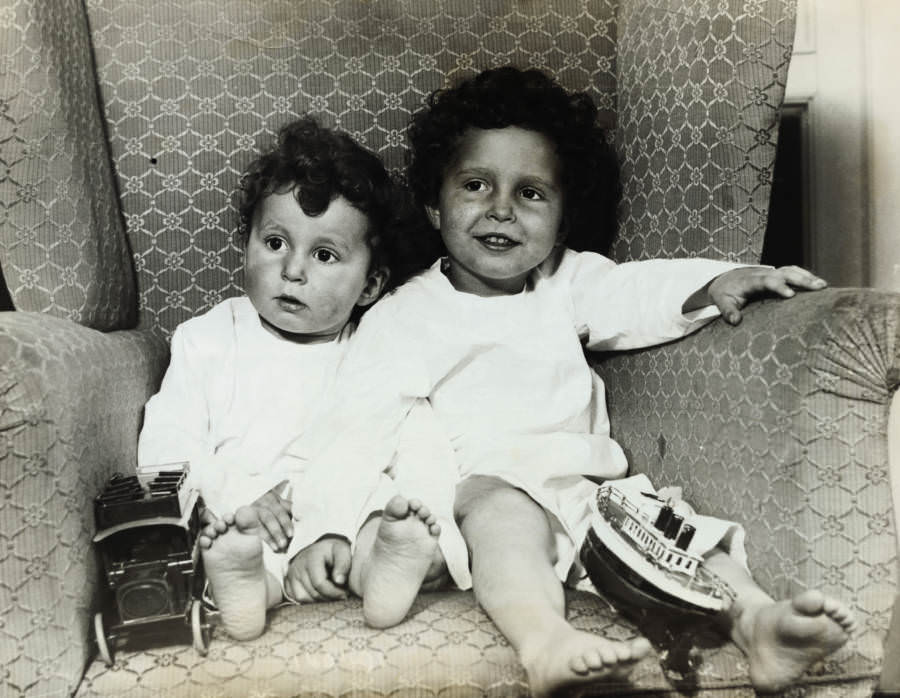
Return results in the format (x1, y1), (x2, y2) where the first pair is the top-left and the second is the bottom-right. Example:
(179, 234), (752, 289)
(237, 116), (435, 293)
(407, 67), (619, 254)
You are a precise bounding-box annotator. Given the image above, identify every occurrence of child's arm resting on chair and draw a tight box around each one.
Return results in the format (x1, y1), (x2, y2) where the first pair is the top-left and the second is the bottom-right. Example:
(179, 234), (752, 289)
(683, 264), (828, 324)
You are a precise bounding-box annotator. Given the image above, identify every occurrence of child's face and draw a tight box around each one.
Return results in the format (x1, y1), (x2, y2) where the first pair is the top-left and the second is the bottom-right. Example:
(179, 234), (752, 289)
(426, 126), (564, 296)
(243, 190), (384, 343)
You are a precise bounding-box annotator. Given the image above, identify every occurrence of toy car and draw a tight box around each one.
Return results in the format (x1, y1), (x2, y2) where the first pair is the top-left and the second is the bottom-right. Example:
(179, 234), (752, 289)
(92, 464), (214, 665)
(580, 480), (736, 616)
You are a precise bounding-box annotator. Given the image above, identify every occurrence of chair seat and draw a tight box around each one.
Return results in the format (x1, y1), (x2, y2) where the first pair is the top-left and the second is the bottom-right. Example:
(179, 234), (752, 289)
(75, 589), (875, 697)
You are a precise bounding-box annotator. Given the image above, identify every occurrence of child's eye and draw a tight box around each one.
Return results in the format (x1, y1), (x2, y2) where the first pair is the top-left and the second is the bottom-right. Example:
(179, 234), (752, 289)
(265, 236), (286, 251)
(313, 248), (339, 263)
(520, 187), (544, 201)
(463, 180), (487, 193)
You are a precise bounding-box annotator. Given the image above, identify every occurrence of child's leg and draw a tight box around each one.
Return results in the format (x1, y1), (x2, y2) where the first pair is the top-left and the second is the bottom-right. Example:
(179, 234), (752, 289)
(199, 509), (282, 641)
(704, 548), (857, 693)
(349, 494), (446, 629)
(455, 475), (651, 698)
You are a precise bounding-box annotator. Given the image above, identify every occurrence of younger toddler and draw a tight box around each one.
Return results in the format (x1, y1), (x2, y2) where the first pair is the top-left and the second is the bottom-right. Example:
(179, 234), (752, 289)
(137, 117), (463, 639)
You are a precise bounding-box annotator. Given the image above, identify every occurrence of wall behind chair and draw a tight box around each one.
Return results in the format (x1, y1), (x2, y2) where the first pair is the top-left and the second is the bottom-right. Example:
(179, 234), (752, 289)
(785, 0), (900, 292)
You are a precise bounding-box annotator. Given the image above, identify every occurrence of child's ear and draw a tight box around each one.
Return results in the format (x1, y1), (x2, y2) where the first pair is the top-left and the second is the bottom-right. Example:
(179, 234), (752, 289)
(425, 205), (440, 230)
(356, 267), (389, 307)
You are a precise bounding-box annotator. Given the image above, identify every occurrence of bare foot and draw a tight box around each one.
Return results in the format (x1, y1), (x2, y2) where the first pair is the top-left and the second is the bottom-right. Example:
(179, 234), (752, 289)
(198, 511), (234, 549)
(232, 505), (269, 537)
(231, 503), (291, 552)
(201, 517), (269, 641)
(521, 626), (653, 697)
(361, 495), (441, 629)
(739, 590), (856, 693)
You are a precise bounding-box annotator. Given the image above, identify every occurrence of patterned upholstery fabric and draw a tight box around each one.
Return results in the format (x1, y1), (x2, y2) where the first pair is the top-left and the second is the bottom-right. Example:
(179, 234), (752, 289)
(593, 288), (900, 687)
(2, 0), (899, 697)
(0, 0), (137, 330)
(74, 589), (876, 697)
(85, 0), (618, 336)
(78, 591), (629, 697)
(613, 0), (796, 263)
(0, 312), (169, 697)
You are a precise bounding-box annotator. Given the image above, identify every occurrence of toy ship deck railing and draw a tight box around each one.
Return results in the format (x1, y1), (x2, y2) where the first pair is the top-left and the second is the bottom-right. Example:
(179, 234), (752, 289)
(599, 486), (704, 579)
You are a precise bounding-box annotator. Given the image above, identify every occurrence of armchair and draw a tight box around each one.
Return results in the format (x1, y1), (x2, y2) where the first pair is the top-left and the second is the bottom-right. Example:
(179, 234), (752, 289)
(1, 1), (897, 696)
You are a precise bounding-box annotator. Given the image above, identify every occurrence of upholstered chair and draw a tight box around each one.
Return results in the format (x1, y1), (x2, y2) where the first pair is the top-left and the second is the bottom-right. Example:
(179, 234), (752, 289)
(1, 1), (897, 696)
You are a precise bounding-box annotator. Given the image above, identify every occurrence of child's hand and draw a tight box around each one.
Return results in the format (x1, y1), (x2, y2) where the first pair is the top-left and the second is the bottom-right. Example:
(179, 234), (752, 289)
(707, 265), (827, 325)
(247, 480), (293, 552)
(285, 535), (352, 601)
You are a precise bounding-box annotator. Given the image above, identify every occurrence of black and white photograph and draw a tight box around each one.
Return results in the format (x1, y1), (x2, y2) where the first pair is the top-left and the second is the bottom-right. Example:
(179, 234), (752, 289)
(1, 1), (898, 696)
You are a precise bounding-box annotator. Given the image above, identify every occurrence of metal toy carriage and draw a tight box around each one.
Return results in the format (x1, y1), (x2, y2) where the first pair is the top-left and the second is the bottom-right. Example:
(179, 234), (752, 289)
(92, 464), (213, 664)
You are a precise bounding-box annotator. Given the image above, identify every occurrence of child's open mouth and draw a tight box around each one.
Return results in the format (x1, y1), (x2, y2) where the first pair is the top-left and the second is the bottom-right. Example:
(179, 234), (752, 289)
(276, 295), (306, 311)
(476, 234), (519, 251)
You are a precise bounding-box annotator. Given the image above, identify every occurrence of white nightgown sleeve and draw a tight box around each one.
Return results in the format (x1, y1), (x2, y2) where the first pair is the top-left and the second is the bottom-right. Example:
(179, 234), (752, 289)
(136, 313), (252, 514)
(137, 323), (213, 472)
(285, 297), (435, 552)
(391, 398), (471, 589)
(552, 250), (745, 351)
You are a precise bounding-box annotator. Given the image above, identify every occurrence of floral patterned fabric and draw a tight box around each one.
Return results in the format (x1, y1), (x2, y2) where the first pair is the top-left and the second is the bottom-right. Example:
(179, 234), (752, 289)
(594, 288), (900, 689)
(85, 0), (618, 336)
(74, 589), (878, 697)
(0, 0), (136, 330)
(0, 313), (168, 697)
(613, 0), (796, 263)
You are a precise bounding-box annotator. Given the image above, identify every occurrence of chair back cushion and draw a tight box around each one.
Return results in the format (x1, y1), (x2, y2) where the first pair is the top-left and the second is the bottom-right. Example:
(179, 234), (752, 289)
(85, 0), (619, 335)
(3, 1), (796, 335)
(614, 0), (796, 263)
(0, 0), (137, 330)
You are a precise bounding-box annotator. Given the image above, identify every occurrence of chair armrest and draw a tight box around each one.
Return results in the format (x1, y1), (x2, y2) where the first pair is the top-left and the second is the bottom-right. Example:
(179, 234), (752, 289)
(0, 312), (169, 697)
(590, 287), (899, 667)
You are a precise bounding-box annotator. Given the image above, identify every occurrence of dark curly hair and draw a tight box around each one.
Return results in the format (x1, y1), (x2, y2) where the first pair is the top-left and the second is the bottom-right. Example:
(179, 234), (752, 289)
(237, 116), (436, 294)
(407, 67), (619, 254)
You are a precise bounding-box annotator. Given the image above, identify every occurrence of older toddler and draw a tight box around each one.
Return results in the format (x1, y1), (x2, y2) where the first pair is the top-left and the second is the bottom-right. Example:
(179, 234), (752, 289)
(295, 68), (856, 696)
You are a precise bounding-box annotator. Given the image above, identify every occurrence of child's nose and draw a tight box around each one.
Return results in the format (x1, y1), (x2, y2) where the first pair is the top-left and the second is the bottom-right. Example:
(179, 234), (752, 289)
(281, 252), (307, 283)
(486, 192), (515, 222)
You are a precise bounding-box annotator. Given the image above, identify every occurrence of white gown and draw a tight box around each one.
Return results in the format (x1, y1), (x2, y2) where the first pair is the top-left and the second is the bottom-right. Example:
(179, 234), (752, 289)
(137, 296), (471, 591)
(291, 248), (748, 584)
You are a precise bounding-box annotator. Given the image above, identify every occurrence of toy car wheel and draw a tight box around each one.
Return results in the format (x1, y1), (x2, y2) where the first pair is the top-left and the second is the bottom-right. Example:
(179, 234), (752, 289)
(191, 599), (210, 655)
(94, 612), (113, 666)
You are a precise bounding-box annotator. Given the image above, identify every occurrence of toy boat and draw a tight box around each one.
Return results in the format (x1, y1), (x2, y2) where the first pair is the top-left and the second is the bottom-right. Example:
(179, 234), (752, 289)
(580, 481), (735, 616)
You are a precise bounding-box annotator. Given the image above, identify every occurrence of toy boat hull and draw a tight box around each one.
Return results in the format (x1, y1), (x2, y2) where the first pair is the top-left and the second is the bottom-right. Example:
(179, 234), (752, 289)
(582, 526), (723, 616)
(580, 482), (734, 616)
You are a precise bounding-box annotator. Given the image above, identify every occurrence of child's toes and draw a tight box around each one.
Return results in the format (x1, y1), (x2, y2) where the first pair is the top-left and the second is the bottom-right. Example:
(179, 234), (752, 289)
(583, 648), (606, 671)
(793, 590), (826, 615)
(835, 609), (857, 632)
(614, 642), (636, 662)
(598, 644), (621, 666)
(384, 495), (411, 519)
(406, 497), (423, 512)
(201, 524), (218, 540)
(569, 653), (590, 674)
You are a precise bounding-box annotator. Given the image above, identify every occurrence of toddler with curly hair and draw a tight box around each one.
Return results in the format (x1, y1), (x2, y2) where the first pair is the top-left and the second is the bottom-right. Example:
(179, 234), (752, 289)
(297, 67), (856, 695)
(138, 116), (463, 640)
